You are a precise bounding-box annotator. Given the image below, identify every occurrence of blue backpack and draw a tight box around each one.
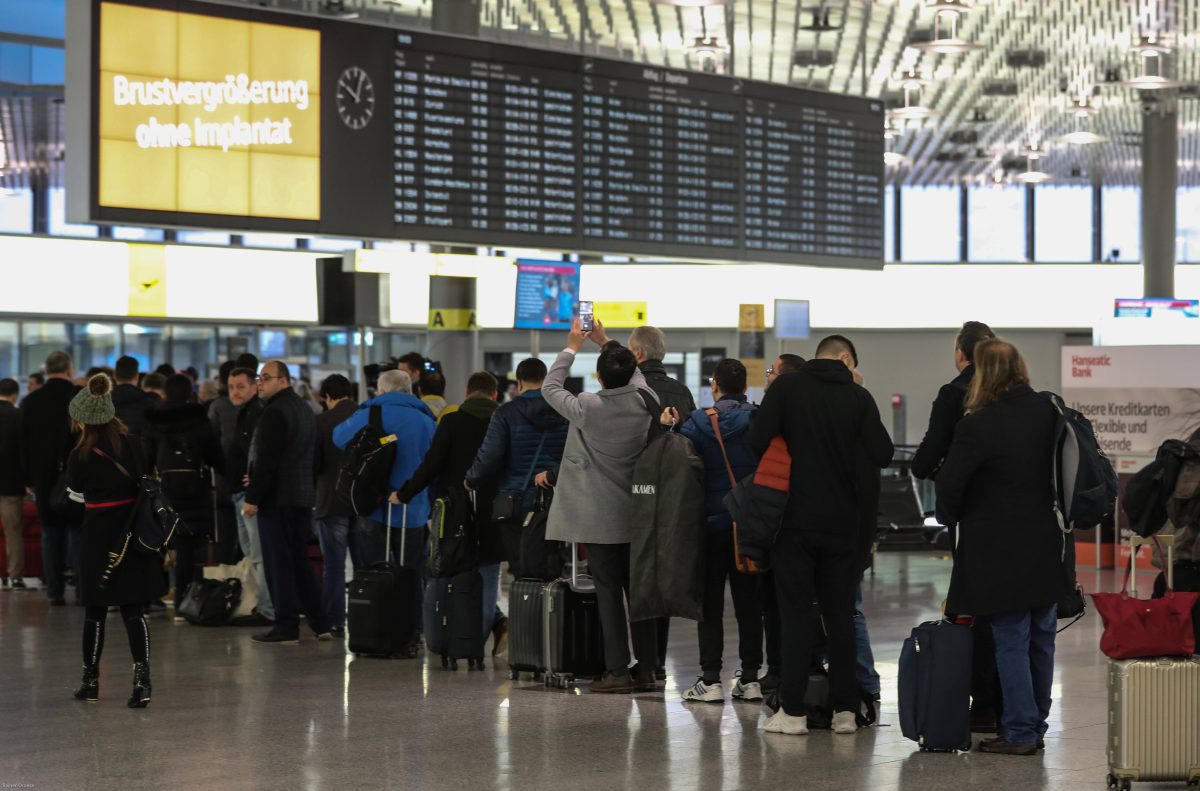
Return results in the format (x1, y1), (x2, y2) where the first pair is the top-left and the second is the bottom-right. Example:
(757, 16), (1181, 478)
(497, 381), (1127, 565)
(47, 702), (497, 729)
(1044, 392), (1119, 533)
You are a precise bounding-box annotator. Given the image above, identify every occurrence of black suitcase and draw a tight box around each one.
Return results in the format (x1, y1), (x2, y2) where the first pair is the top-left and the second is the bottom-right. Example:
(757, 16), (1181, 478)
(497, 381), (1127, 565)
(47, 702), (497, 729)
(348, 504), (418, 658)
(424, 570), (485, 670)
(543, 545), (605, 688)
(898, 619), (974, 751)
(507, 578), (546, 678)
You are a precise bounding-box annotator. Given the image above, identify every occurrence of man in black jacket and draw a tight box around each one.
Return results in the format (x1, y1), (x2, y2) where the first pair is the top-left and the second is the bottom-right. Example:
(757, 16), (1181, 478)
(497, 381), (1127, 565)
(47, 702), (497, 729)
(911, 321), (994, 480)
(21, 352), (81, 605)
(227, 367), (272, 625)
(110, 355), (158, 438)
(750, 335), (893, 736)
(313, 374), (359, 637)
(628, 324), (695, 678)
(0, 379), (26, 588)
(243, 361), (328, 644)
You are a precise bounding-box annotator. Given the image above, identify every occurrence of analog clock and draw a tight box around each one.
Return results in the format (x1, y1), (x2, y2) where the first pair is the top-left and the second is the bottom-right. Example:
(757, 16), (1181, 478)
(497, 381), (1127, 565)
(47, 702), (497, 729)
(336, 66), (375, 130)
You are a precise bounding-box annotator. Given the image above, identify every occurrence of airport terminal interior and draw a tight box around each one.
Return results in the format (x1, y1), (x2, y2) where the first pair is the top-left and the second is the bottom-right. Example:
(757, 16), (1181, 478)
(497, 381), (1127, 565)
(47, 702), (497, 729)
(2, 0), (1200, 788)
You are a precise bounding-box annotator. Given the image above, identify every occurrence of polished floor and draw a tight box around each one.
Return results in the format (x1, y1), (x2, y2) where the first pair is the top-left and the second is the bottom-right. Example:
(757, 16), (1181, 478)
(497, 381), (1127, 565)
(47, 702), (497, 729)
(0, 551), (1167, 790)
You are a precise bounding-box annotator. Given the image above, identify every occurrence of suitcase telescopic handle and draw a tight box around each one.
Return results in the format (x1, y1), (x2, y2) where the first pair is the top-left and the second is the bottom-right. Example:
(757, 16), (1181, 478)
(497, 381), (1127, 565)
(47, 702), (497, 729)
(384, 501), (409, 564)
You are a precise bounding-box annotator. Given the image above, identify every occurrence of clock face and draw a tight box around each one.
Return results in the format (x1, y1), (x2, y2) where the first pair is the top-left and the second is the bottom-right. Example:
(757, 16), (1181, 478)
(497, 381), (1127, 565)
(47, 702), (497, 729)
(336, 66), (375, 130)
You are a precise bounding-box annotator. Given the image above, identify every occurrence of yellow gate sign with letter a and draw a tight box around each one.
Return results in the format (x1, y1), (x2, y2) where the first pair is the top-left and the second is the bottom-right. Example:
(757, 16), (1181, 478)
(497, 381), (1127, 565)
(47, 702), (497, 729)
(428, 309), (477, 331)
(128, 244), (167, 317)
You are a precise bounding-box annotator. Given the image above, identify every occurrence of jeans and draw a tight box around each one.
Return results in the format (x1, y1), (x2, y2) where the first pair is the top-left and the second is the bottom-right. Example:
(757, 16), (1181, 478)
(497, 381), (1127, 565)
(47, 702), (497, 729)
(479, 561), (504, 647)
(697, 530), (763, 682)
(232, 492), (273, 620)
(771, 529), (859, 717)
(990, 603), (1058, 745)
(256, 506), (328, 638)
(357, 520), (426, 639)
(38, 495), (79, 602)
(586, 542), (658, 675)
(0, 496), (24, 580)
(315, 515), (369, 630)
(854, 584), (881, 695)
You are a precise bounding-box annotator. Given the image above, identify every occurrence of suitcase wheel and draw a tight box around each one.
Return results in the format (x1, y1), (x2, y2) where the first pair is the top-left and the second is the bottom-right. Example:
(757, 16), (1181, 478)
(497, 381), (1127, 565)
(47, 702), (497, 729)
(508, 669), (519, 680)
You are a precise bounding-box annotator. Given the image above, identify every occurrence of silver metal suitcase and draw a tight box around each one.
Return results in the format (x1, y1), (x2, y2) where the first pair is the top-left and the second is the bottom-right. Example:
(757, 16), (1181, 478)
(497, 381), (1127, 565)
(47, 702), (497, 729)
(1106, 536), (1200, 791)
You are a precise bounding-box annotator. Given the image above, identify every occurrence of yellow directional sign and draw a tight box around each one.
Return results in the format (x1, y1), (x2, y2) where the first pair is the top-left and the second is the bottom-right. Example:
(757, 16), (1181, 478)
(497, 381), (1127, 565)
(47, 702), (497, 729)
(428, 309), (477, 331)
(593, 301), (648, 329)
(738, 303), (765, 332)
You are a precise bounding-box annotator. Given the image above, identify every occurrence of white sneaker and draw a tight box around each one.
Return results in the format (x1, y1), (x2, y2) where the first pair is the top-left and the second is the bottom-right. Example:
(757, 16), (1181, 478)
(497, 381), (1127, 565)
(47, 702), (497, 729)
(682, 678), (724, 703)
(763, 710), (809, 735)
(832, 711), (858, 734)
(732, 679), (763, 702)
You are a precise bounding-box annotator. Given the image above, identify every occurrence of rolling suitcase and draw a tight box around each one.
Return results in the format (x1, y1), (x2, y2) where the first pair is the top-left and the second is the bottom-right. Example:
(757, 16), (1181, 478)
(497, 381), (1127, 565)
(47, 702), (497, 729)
(1106, 535), (1200, 791)
(507, 578), (546, 679)
(424, 569), (485, 670)
(348, 504), (417, 658)
(898, 619), (973, 752)
(543, 544), (605, 689)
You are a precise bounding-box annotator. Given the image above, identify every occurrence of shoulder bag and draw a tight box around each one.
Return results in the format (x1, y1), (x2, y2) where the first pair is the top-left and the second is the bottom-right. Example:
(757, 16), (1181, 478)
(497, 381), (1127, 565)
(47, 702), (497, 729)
(492, 430), (547, 523)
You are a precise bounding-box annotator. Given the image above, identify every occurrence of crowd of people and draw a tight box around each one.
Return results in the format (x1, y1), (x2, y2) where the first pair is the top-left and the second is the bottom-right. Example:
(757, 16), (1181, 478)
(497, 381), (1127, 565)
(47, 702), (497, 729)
(0, 319), (1073, 754)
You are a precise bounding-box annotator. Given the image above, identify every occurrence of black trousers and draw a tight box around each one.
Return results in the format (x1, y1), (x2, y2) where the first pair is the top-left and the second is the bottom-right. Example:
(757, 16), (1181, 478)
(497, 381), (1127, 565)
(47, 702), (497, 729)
(697, 530), (763, 681)
(258, 507), (328, 638)
(172, 532), (205, 610)
(586, 542), (658, 675)
(762, 569), (782, 674)
(771, 528), (858, 717)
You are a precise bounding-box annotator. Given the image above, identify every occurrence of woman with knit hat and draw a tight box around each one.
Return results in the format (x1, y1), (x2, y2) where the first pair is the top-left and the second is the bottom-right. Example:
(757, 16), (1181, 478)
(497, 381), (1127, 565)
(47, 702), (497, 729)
(66, 373), (163, 708)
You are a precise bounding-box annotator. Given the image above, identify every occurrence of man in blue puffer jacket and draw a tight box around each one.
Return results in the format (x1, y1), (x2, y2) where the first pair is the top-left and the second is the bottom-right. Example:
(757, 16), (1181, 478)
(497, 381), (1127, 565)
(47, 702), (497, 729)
(663, 358), (765, 704)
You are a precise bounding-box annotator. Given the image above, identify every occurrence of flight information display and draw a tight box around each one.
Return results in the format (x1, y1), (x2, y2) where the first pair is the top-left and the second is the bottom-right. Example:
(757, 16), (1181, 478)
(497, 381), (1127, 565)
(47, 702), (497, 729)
(391, 31), (883, 267)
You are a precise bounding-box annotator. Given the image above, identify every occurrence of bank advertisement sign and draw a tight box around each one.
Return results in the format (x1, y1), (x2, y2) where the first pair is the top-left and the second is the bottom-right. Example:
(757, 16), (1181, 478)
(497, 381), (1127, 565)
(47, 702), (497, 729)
(1062, 346), (1200, 458)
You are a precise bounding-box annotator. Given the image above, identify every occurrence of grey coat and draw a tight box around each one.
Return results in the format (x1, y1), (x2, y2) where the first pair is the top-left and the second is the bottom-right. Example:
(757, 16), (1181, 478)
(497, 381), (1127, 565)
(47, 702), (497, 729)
(543, 349), (658, 545)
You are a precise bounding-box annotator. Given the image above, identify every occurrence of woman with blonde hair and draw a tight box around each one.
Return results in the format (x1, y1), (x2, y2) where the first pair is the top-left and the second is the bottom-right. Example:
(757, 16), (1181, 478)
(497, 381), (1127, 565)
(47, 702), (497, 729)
(935, 339), (1067, 755)
(66, 374), (164, 708)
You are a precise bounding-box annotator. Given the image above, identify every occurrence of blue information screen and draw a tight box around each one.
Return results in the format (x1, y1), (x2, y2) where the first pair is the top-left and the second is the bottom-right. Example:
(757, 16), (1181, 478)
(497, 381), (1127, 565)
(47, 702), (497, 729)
(514, 259), (580, 330)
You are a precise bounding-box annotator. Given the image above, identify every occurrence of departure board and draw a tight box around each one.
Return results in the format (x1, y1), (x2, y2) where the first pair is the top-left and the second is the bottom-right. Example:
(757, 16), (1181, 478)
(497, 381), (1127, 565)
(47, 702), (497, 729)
(391, 31), (883, 267)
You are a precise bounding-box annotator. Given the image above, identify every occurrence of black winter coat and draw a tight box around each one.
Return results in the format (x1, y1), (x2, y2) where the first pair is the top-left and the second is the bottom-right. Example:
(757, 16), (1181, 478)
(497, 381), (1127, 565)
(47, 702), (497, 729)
(639, 359), (696, 417)
(749, 360), (894, 536)
(314, 398), (358, 519)
(911, 365), (974, 480)
(935, 385), (1067, 616)
(111, 383), (159, 438)
(142, 403), (224, 534)
(0, 401), (24, 496)
(399, 396), (502, 562)
(20, 378), (80, 495)
(246, 389), (317, 509)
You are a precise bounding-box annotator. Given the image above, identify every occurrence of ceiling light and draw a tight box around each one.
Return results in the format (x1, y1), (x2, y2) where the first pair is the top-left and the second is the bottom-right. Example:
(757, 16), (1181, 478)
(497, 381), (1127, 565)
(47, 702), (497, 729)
(1124, 43), (1181, 90)
(883, 151), (909, 167)
(800, 6), (843, 32)
(912, 0), (982, 54)
(649, 0), (733, 6)
(1016, 169), (1052, 184)
(685, 36), (728, 73)
(889, 73), (935, 122)
(1059, 114), (1106, 145)
(1131, 35), (1171, 57)
(1020, 140), (1048, 160)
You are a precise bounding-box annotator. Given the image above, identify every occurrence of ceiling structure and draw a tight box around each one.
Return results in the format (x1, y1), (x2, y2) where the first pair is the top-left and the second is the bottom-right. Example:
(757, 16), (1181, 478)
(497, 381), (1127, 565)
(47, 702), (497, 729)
(3, 0), (1199, 192)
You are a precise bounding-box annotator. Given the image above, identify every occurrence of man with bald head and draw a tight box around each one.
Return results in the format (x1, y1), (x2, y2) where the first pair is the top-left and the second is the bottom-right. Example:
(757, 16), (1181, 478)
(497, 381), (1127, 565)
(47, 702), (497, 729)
(244, 361), (329, 644)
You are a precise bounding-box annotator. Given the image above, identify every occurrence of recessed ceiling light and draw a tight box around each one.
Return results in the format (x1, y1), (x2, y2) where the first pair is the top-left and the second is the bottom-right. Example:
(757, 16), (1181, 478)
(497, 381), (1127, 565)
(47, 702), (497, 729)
(1125, 74), (1181, 90)
(1060, 130), (1106, 145)
(883, 151), (909, 166)
(890, 106), (935, 121)
(912, 0), (982, 53)
(1017, 169), (1052, 184)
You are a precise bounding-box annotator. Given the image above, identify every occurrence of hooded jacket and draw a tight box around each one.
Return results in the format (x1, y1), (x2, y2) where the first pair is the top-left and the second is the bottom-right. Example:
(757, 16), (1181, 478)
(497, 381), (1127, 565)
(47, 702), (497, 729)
(465, 389), (569, 495)
(142, 402), (224, 532)
(111, 383), (159, 437)
(749, 359), (894, 536)
(332, 391), (436, 526)
(679, 394), (759, 533)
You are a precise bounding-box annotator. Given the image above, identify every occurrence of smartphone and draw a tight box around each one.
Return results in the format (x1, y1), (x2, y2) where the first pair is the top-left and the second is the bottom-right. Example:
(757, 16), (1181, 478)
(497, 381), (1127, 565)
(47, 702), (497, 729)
(579, 300), (594, 332)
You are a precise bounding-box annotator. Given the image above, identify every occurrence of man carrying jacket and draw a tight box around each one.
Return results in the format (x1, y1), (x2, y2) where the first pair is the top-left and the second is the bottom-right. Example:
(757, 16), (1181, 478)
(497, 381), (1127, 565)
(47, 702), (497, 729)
(750, 335), (893, 736)
(665, 358), (764, 704)
(628, 324), (694, 678)
(544, 319), (660, 693)
(333, 369), (436, 657)
(243, 361), (329, 644)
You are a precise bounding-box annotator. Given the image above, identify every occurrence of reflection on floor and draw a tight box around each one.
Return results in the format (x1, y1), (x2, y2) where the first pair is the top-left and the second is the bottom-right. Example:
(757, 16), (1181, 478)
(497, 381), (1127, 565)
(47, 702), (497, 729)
(0, 551), (1153, 790)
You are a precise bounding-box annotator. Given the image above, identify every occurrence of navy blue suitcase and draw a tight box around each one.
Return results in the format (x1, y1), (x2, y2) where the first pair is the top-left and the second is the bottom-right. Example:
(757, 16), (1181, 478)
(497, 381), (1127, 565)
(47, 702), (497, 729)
(424, 570), (485, 671)
(898, 620), (973, 751)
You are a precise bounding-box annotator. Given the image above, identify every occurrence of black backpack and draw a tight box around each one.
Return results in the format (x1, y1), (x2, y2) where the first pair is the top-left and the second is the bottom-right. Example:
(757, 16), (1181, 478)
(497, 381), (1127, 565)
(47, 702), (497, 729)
(156, 430), (207, 503)
(334, 405), (398, 517)
(426, 488), (478, 579)
(95, 444), (184, 588)
(1124, 439), (1200, 537)
(1045, 392), (1119, 532)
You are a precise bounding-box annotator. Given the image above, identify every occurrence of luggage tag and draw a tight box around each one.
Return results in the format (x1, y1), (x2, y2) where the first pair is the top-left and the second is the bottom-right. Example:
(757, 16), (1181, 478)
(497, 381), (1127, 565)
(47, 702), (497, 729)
(380, 434), (398, 446)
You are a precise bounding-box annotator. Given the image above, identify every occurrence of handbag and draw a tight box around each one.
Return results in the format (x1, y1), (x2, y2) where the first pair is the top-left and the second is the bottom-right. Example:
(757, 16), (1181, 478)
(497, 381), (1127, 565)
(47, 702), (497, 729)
(49, 462), (84, 522)
(492, 431), (547, 523)
(1091, 535), (1200, 659)
(95, 445), (185, 588)
(178, 578), (242, 626)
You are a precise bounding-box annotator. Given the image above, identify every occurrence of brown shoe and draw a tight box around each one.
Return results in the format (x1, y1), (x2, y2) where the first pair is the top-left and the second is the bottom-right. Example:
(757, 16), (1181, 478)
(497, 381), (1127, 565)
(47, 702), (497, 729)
(633, 668), (658, 692)
(590, 673), (634, 694)
(977, 737), (1037, 756)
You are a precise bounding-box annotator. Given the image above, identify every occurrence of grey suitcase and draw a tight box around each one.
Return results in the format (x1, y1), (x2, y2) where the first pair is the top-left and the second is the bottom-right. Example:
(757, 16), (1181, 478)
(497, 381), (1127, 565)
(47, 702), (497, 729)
(1106, 535), (1200, 791)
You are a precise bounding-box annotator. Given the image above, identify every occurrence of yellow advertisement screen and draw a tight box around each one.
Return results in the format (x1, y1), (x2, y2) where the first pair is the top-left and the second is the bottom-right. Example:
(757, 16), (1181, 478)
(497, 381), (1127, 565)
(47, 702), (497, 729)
(97, 1), (320, 220)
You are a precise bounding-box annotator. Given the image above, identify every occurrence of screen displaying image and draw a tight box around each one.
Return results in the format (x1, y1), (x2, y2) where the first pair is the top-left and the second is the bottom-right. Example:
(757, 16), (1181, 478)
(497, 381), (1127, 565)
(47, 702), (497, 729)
(513, 259), (580, 330)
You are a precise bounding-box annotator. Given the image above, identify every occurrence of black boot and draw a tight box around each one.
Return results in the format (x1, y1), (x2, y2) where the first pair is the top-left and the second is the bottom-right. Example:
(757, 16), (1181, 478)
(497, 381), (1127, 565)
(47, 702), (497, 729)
(127, 662), (151, 708)
(73, 666), (99, 702)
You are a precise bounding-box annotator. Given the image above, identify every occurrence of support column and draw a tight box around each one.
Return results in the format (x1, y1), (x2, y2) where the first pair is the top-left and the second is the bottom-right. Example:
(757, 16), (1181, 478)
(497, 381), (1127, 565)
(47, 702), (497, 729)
(1142, 103), (1177, 298)
(427, 276), (478, 401)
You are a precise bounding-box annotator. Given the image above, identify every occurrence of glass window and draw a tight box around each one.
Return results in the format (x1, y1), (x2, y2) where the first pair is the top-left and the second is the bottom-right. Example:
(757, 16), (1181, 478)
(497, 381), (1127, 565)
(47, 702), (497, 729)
(900, 186), (959, 262)
(112, 226), (166, 242)
(307, 237), (362, 252)
(71, 323), (119, 373)
(48, 187), (98, 237)
(968, 186), (1025, 262)
(1178, 189), (1200, 263)
(121, 324), (168, 372)
(23, 322), (69, 376)
(0, 322), (18, 381)
(1035, 186), (1093, 262)
(0, 188), (33, 233)
(884, 186), (895, 263)
(1102, 187), (1140, 262)
(241, 232), (295, 249)
(177, 230), (230, 246)
(170, 326), (216, 375)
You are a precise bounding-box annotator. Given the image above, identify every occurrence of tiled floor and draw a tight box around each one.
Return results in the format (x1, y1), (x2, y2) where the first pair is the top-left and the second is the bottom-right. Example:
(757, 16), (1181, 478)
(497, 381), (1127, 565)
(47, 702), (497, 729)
(0, 551), (1169, 790)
